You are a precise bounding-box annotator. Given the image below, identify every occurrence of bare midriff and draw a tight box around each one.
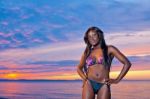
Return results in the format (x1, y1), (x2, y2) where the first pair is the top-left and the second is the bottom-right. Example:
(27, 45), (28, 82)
(87, 64), (109, 83)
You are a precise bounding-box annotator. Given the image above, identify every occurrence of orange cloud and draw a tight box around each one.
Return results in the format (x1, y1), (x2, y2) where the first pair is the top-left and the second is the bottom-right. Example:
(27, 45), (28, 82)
(110, 70), (150, 80)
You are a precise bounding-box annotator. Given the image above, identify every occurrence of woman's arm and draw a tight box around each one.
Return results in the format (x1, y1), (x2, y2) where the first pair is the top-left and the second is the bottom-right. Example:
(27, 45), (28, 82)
(76, 53), (88, 81)
(107, 45), (132, 84)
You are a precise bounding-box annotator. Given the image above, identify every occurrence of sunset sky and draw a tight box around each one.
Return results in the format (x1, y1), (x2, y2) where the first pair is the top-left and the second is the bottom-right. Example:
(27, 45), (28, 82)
(0, 0), (150, 80)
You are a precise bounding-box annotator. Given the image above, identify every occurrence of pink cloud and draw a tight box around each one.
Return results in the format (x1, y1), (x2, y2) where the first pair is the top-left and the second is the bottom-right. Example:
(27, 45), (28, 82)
(0, 32), (13, 38)
(0, 40), (11, 44)
(32, 39), (43, 43)
(11, 36), (21, 43)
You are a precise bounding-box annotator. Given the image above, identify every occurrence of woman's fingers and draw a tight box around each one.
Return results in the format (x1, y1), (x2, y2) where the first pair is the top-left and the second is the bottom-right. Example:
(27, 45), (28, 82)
(104, 79), (111, 85)
(107, 79), (119, 84)
(82, 79), (88, 88)
(105, 78), (118, 85)
(104, 81), (110, 85)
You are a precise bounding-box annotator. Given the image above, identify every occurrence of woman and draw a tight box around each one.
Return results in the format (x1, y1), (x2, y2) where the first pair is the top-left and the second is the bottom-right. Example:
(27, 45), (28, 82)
(77, 26), (131, 99)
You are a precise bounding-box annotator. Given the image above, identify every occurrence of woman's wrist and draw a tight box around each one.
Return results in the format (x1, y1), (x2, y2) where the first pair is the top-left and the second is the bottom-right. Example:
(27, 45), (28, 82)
(115, 78), (121, 83)
(83, 76), (88, 81)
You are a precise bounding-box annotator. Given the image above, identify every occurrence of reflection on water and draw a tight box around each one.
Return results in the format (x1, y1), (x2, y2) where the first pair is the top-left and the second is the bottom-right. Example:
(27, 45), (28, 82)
(111, 80), (150, 99)
(0, 80), (149, 99)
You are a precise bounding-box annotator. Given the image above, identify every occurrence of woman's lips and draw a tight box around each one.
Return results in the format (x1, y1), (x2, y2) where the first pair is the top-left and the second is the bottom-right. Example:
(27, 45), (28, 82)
(90, 40), (97, 44)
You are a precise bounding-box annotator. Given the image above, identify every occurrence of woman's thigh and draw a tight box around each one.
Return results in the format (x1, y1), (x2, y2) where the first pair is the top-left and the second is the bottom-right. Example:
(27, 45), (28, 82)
(97, 84), (111, 99)
(82, 80), (95, 99)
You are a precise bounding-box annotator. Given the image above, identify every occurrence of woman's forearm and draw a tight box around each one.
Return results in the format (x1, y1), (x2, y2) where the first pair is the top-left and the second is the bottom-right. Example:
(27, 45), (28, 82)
(77, 68), (87, 80)
(116, 62), (132, 81)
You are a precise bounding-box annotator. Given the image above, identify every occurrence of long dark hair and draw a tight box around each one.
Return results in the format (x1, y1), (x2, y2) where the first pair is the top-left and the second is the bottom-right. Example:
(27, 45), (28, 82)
(83, 26), (111, 72)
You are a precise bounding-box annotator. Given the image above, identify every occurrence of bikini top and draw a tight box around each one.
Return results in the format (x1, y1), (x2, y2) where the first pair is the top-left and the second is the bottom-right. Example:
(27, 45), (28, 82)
(86, 55), (104, 67)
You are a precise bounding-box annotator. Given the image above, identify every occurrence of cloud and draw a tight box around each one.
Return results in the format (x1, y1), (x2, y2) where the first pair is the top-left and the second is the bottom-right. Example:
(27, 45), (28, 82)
(0, 0), (150, 51)
(0, 0), (150, 80)
(0, 41), (85, 63)
(0, 29), (150, 63)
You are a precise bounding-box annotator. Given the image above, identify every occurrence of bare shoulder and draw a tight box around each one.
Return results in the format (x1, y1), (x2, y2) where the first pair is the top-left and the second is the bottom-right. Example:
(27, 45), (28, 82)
(107, 45), (118, 50)
(107, 45), (131, 65)
(107, 45), (120, 55)
(107, 45), (117, 51)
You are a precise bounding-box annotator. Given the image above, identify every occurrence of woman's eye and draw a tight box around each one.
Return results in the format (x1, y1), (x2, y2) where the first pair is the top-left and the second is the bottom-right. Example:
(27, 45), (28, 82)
(94, 33), (97, 36)
(88, 36), (92, 39)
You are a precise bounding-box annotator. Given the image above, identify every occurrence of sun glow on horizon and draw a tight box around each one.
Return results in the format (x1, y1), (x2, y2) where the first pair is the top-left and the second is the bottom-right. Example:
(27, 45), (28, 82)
(53, 70), (150, 80)
(4, 73), (19, 80)
(0, 70), (149, 80)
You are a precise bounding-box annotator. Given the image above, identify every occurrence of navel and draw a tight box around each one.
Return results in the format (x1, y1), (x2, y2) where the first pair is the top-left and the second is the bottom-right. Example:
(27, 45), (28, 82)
(96, 73), (99, 77)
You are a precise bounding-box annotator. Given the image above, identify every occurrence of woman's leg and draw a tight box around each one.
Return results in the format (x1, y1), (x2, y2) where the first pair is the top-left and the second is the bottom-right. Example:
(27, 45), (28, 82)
(97, 84), (111, 99)
(82, 80), (95, 99)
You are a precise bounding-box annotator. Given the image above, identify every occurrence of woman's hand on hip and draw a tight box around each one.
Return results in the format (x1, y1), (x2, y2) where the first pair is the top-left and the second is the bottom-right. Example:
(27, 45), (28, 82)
(82, 78), (88, 88)
(104, 78), (120, 85)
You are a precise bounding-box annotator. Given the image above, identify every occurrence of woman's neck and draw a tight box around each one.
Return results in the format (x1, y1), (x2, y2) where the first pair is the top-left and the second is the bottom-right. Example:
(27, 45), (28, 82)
(92, 44), (101, 50)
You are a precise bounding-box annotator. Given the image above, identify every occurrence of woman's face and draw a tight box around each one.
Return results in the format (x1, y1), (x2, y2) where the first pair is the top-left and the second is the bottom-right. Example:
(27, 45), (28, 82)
(87, 31), (100, 46)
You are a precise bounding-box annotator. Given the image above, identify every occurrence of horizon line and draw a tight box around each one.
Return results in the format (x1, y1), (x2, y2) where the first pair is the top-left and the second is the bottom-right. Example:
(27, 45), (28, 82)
(0, 79), (149, 82)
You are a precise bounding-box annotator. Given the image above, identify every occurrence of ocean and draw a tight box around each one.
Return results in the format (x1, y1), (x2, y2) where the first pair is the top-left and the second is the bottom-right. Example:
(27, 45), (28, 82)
(0, 80), (149, 99)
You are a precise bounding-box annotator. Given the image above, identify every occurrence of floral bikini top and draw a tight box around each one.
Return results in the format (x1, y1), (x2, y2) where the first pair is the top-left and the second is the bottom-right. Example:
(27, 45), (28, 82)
(86, 55), (104, 67)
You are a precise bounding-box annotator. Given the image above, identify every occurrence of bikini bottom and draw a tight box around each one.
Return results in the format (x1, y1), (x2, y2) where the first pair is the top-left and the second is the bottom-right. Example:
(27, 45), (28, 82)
(89, 79), (105, 94)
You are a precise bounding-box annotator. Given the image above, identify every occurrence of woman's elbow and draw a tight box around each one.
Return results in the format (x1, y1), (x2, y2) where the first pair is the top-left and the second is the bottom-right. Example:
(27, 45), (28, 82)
(126, 61), (132, 68)
(76, 66), (80, 73)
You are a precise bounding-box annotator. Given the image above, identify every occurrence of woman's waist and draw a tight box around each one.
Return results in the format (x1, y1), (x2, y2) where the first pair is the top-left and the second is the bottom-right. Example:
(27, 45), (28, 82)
(87, 72), (109, 83)
(87, 76), (109, 83)
(87, 66), (109, 75)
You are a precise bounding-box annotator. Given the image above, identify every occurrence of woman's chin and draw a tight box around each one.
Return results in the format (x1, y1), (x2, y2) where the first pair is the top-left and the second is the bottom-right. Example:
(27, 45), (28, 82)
(91, 43), (96, 46)
(93, 43), (98, 46)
